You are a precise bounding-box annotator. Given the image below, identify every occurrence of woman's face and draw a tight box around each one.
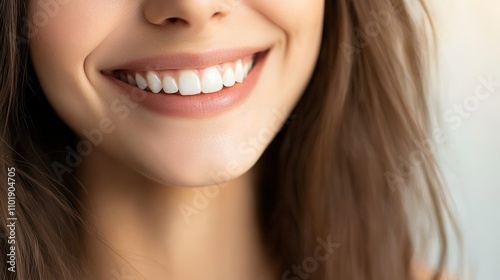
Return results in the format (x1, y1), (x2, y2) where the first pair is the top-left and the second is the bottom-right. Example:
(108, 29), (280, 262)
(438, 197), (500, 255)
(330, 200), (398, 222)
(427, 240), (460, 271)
(29, 0), (324, 186)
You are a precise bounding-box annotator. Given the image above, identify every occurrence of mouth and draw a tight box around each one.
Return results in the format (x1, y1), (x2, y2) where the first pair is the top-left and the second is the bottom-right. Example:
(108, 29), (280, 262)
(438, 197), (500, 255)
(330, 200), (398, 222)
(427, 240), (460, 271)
(109, 55), (255, 95)
(102, 49), (269, 117)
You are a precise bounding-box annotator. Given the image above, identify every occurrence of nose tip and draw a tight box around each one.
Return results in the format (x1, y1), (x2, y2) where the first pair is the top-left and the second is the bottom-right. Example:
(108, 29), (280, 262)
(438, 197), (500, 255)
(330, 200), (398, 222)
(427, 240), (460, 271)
(144, 0), (232, 29)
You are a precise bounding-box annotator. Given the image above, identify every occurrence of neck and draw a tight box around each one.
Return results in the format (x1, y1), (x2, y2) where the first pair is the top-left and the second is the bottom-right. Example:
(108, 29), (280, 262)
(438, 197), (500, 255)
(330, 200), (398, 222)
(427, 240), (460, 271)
(78, 149), (276, 280)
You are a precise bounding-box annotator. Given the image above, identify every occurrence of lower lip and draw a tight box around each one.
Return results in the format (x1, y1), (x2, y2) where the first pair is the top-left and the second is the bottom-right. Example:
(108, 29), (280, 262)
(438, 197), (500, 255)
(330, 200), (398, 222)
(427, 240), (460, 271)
(104, 52), (268, 118)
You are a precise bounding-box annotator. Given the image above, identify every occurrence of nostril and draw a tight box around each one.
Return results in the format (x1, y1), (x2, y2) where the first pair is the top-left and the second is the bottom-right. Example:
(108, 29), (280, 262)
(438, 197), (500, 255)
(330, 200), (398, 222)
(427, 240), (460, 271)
(167, 17), (181, 24)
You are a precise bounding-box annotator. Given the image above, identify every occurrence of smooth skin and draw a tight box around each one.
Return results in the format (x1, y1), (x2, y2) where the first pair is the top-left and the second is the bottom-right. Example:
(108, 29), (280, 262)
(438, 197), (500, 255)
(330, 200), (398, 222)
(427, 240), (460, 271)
(29, 0), (323, 279)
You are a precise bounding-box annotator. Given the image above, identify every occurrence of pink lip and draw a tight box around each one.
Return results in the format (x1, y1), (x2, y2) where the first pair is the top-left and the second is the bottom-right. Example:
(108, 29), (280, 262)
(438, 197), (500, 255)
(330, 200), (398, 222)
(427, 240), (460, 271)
(104, 47), (268, 72)
(103, 50), (269, 118)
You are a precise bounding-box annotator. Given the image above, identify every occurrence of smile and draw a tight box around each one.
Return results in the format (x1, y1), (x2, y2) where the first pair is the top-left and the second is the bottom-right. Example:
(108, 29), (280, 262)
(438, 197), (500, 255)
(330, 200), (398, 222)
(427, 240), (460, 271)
(103, 48), (269, 117)
(112, 55), (255, 95)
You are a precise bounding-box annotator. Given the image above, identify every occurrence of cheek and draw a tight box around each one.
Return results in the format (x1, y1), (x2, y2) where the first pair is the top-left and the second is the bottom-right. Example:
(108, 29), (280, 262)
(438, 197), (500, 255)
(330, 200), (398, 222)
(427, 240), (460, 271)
(250, 0), (324, 37)
(29, 0), (119, 63)
(29, 0), (126, 131)
(249, 0), (324, 94)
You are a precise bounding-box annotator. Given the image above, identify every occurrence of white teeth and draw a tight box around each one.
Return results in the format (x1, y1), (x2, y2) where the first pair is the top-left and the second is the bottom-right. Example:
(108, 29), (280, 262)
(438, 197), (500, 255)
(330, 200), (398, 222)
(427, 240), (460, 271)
(121, 57), (255, 95)
(222, 67), (236, 87)
(201, 66), (223, 94)
(127, 74), (136, 86)
(146, 71), (162, 93)
(244, 62), (252, 78)
(245, 60), (254, 78)
(243, 63), (249, 78)
(162, 75), (178, 94)
(135, 73), (148, 90)
(235, 60), (244, 83)
(178, 70), (201, 96)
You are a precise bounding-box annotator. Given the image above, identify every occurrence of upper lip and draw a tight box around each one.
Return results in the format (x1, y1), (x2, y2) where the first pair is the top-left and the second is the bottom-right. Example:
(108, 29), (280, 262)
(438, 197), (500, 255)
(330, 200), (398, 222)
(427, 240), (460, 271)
(103, 46), (270, 72)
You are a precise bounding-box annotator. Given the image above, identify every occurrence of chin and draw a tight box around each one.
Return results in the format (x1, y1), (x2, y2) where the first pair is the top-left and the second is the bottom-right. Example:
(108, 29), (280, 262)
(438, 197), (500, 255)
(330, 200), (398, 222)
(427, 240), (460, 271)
(120, 142), (263, 188)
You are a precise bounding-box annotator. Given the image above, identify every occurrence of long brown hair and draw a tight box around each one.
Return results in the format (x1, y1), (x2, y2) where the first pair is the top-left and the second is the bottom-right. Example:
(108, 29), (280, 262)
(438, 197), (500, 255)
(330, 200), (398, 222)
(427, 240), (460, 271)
(1, 0), (455, 279)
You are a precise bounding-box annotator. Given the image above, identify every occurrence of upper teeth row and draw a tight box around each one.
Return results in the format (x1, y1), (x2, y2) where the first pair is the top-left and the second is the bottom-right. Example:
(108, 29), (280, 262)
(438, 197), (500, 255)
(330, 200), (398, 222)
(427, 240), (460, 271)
(115, 58), (254, 95)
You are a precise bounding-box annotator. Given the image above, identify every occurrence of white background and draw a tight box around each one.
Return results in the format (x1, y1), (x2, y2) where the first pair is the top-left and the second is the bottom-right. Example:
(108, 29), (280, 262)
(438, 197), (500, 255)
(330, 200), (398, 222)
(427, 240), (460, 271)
(430, 1), (500, 279)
